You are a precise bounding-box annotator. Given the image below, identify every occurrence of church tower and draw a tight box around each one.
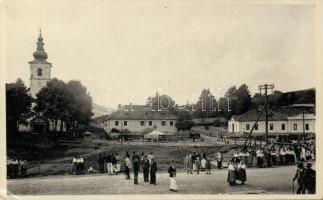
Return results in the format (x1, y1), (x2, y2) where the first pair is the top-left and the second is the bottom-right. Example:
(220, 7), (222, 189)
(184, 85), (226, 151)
(29, 30), (52, 98)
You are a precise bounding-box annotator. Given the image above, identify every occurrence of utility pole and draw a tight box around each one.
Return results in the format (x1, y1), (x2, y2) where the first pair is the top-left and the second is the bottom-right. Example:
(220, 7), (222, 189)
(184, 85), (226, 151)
(258, 84), (274, 146)
(302, 111), (305, 141)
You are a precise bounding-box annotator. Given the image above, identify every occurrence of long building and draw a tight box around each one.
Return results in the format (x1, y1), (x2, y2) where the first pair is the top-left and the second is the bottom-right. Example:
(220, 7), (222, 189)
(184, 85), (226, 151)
(228, 104), (315, 137)
(99, 106), (178, 134)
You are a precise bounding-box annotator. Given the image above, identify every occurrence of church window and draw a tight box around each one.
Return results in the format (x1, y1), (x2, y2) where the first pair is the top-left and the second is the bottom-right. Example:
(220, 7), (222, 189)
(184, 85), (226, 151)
(37, 68), (42, 76)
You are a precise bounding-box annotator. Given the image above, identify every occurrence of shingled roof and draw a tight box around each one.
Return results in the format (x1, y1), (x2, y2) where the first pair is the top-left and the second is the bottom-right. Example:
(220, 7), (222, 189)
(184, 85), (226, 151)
(232, 106), (315, 122)
(108, 110), (178, 120)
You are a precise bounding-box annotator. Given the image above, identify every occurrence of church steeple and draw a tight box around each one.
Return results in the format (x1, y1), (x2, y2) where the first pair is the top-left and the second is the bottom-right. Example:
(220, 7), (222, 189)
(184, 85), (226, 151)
(29, 30), (52, 98)
(33, 29), (48, 61)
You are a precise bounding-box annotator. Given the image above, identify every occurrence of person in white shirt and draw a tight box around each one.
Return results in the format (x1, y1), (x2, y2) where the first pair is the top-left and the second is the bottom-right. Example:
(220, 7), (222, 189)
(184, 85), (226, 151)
(201, 158), (207, 172)
(280, 147), (286, 165)
(72, 154), (78, 175)
(227, 161), (236, 186)
(147, 152), (154, 165)
(124, 155), (132, 180)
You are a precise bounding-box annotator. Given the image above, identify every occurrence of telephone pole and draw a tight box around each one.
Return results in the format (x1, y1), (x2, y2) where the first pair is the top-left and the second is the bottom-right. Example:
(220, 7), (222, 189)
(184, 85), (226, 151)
(258, 84), (274, 145)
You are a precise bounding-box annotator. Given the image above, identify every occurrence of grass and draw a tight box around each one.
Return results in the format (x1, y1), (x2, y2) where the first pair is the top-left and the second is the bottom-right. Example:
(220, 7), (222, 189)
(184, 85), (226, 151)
(8, 128), (241, 177)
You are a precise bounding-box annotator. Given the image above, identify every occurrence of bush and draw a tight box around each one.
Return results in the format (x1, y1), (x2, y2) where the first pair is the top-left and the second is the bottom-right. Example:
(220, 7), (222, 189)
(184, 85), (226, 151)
(111, 128), (120, 133)
(122, 128), (130, 134)
(142, 128), (153, 135)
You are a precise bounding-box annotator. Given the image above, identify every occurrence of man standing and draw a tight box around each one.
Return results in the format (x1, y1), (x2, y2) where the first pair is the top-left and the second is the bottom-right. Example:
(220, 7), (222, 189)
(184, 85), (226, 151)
(192, 152), (197, 172)
(217, 152), (223, 169)
(105, 153), (113, 175)
(147, 152), (154, 165)
(142, 156), (150, 182)
(132, 151), (140, 185)
(150, 159), (157, 185)
(195, 157), (201, 174)
(124, 154), (132, 180)
(187, 153), (193, 174)
(303, 163), (315, 194)
(111, 153), (117, 175)
(293, 162), (305, 194)
(98, 153), (105, 173)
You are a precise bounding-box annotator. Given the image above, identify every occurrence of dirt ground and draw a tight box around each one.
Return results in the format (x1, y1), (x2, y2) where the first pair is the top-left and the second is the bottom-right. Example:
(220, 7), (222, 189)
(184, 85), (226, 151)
(8, 164), (314, 195)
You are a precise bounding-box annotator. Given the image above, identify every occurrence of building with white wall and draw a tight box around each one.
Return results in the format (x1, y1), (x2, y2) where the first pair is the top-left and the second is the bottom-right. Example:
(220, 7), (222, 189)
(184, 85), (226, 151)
(228, 105), (315, 137)
(100, 108), (178, 134)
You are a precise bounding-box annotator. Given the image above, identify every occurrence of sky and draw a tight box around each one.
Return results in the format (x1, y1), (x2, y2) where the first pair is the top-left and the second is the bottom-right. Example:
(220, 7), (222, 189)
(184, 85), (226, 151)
(4, 1), (317, 108)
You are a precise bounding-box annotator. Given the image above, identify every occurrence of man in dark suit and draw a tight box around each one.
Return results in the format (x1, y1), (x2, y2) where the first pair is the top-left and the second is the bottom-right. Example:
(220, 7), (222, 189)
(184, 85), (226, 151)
(132, 151), (140, 185)
(293, 162), (305, 194)
(142, 156), (150, 182)
(98, 153), (105, 173)
(303, 163), (316, 194)
(150, 159), (157, 185)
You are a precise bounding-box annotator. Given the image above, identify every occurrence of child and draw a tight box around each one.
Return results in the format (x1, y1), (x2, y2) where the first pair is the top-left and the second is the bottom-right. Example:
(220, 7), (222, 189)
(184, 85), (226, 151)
(168, 161), (178, 192)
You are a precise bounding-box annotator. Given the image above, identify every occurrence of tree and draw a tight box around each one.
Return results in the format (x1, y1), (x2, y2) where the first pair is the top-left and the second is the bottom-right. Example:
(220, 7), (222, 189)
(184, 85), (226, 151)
(251, 93), (264, 108)
(34, 78), (69, 134)
(175, 111), (194, 131)
(194, 89), (218, 118)
(146, 93), (176, 114)
(220, 86), (238, 117)
(6, 78), (33, 135)
(66, 80), (93, 137)
(236, 84), (252, 114)
(34, 79), (93, 137)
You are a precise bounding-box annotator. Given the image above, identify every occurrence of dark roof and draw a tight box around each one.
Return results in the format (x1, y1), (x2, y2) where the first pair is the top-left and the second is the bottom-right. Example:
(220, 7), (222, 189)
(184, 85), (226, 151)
(234, 109), (287, 122)
(231, 115), (242, 121)
(108, 110), (177, 120)
(232, 106), (315, 122)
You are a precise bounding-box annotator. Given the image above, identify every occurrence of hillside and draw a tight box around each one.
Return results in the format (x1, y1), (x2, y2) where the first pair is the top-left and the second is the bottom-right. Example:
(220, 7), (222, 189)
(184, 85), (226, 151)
(92, 103), (114, 118)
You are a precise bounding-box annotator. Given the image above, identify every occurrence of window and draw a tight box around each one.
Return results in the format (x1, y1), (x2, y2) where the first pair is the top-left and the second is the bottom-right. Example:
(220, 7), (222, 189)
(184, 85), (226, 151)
(115, 121), (119, 126)
(124, 121), (127, 126)
(254, 123), (258, 130)
(270, 124), (273, 130)
(37, 68), (42, 76)
(148, 121), (152, 126)
(141, 121), (145, 126)
(246, 124), (250, 131)
(161, 121), (166, 126)
(170, 121), (174, 126)
(305, 123), (309, 130)
(281, 124), (285, 130)
(294, 124), (297, 130)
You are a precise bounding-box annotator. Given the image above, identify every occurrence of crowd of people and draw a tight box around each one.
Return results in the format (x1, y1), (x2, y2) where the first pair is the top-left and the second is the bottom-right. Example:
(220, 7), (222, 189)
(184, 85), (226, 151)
(86, 151), (177, 191)
(71, 153), (85, 175)
(230, 142), (315, 169)
(97, 152), (121, 175)
(183, 151), (214, 174)
(7, 158), (28, 179)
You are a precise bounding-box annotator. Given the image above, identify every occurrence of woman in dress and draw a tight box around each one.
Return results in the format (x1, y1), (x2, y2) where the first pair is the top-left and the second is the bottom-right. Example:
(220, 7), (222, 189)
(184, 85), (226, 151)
(227, 161), (236, 186)
(216, 152), (223, 169)
(168, 161), (178, 192)
(237, 161), (247, 185)
(201, 157), (206, 172)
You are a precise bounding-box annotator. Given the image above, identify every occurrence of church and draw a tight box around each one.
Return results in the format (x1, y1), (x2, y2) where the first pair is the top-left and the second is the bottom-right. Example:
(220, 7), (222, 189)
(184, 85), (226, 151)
(29, 30), (52, 98)
(19, 31), (65, 134)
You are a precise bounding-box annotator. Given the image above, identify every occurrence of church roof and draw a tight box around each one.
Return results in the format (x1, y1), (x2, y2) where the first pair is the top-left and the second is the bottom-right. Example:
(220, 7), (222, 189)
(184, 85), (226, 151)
(31, 30), (49, 62)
